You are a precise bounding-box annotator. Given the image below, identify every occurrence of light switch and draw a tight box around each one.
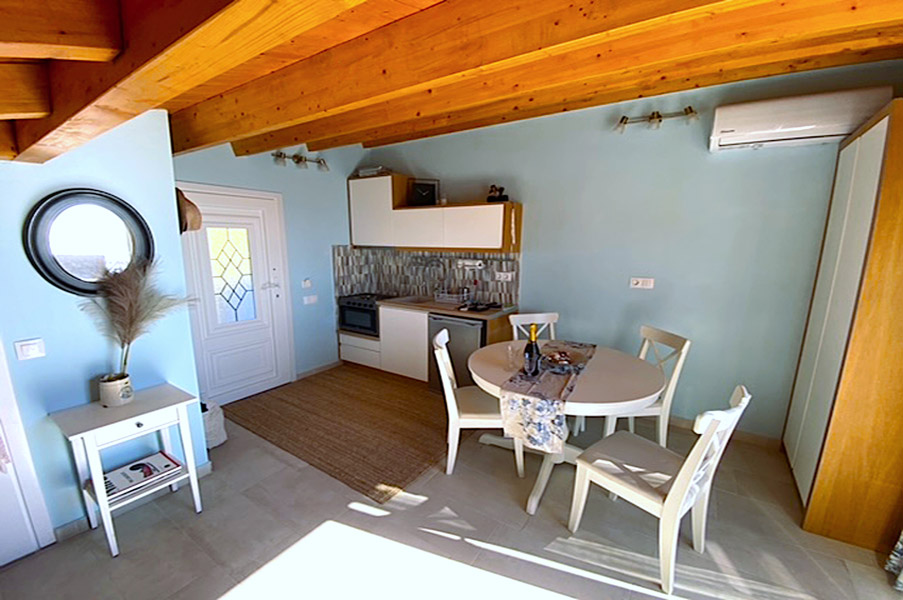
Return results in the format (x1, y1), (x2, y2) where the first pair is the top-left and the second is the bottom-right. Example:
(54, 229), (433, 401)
(14, 338), (46, 360)
(302, 278), (313, 289)
(303, 295), (318, 305)
(630, 277), (655, 289)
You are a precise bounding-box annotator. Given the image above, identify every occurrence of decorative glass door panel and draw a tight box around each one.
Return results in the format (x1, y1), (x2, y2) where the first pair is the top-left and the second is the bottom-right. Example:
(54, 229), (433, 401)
(207, 227), (257, 323)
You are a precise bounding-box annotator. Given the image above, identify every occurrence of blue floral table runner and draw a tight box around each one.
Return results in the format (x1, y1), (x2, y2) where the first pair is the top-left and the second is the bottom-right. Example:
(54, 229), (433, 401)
(499, 340), (596, 454)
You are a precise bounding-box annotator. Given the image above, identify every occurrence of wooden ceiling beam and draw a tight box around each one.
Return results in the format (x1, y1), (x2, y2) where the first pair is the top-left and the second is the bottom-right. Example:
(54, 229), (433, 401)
(0, 121), (17, 159)
(306, 31), (903, 150)
(355, 45), (903, 150)
(161, 0), (444, 113)
(171, 0), (726, 154)
(12, 0), (398, 163)
(0, 62), (50, 119)
(0, 0), (120, 61)
(229, 0), (903, 156)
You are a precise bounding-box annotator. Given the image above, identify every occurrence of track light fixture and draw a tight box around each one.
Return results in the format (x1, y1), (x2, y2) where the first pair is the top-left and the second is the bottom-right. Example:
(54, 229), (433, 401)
(271, 150), (329, 172)
(615, 106), (698, 133)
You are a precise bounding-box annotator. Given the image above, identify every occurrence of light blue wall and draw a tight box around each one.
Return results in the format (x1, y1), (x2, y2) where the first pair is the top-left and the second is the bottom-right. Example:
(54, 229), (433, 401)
(363, 60), (903, 438)
(173, 144), (365, 376)
(0, 110), (207, 529)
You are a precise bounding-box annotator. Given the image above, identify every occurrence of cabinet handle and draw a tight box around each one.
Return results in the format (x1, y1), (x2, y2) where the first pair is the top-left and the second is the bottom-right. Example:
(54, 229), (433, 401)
(135, 422), (144, 428)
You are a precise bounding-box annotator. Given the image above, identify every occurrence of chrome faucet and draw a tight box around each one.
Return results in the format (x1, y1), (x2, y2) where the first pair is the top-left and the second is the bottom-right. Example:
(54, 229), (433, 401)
(425, 257), (445, 293)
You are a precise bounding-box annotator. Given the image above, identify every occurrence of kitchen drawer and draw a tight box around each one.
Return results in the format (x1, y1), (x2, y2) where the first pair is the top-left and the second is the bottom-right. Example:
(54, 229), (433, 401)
(340, 344), (381, 369)
(339, 332), (381, 352)
(93, 406), (179, 447)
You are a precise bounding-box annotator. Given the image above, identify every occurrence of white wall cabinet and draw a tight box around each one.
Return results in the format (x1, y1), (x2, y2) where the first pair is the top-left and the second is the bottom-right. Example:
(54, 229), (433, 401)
(348, 176), (396, 246)
(393, 208), (444, 248)
(348, 175), (519, 250)
(442, 204), (505, 248)
(379, 306), (428, 381)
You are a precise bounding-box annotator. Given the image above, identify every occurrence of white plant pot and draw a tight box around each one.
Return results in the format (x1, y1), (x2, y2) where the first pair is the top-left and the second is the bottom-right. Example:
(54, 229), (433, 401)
(99, 374), (134, 407)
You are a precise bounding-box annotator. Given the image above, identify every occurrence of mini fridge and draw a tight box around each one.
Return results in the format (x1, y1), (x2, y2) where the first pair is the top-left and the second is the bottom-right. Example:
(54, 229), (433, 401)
(428, 314), (486, 392)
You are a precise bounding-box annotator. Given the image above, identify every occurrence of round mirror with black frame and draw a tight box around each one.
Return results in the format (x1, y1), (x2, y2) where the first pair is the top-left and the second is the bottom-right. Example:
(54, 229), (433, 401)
(23, 188), (155, 296)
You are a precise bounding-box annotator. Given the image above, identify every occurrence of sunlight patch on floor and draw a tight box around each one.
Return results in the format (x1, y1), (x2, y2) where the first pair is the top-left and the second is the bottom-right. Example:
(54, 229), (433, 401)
(347, 501), (391, 517)
(460, 535), (679, 600)
(220, 521), (570, 599)
(547, 536), (818, 600)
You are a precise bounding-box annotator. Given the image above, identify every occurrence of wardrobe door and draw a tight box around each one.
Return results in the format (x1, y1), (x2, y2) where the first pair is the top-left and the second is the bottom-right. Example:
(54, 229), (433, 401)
(784, 140), (856, 473)
(788, 118), (889, 503)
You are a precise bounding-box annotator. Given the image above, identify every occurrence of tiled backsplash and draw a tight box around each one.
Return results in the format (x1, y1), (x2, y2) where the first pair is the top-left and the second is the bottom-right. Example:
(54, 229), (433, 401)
(333, 245), (520, 305)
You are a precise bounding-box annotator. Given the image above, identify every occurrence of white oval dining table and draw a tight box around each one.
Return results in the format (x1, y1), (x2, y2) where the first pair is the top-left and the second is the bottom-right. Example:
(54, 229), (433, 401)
(468, 339), (666, 514)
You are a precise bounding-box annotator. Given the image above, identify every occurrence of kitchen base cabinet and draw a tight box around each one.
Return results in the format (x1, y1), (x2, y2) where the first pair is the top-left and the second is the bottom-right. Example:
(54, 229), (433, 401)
(379, 306), (428, 381)
(339, 332), (381, 369)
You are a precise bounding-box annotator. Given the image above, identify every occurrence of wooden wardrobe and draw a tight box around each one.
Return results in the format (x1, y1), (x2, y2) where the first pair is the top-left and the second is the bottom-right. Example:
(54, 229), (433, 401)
(783, 99), (903, 552)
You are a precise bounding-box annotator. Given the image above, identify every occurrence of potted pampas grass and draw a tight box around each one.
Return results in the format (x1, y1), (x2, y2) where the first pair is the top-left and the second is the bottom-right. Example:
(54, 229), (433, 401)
(82, 259), (185, 407)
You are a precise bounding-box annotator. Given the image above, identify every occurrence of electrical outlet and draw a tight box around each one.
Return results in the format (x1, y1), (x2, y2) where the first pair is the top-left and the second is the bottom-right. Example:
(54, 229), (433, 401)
(457, 259), (484, 269)
(630, 277), (655, 289)
(14, 338), (45, 360)
(495, 272), (515, 282)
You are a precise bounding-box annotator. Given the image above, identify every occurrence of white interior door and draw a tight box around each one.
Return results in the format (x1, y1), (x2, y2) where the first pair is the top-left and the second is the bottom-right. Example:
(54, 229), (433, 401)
(0, 423), (39, 566)
(179, 183), (294, 405)
(0, 339), (53, 566)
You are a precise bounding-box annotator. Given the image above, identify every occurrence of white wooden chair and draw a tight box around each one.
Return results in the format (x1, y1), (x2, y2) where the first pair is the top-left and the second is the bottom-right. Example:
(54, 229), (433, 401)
(568, 385), (751, 594)
(509, 312), (558, 341)
(604, 325), (691, 446)
(433, 329), (524, 476)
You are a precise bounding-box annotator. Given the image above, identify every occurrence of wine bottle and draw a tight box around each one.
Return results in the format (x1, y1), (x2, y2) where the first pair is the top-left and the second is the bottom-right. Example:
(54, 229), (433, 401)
(523, 323), (541, 377)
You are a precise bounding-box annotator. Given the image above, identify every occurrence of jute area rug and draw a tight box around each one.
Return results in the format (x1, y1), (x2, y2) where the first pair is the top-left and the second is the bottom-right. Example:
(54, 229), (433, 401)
(223, 363), (457, 503)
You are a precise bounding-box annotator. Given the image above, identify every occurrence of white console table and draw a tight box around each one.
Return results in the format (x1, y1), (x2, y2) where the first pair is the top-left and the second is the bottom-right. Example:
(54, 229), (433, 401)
(51, 383), (203, 556)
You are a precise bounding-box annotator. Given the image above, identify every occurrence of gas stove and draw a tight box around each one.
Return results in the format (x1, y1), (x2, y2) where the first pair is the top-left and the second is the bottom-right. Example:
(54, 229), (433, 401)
(338, 293), (391, 308)
(456, 301), (502, 313)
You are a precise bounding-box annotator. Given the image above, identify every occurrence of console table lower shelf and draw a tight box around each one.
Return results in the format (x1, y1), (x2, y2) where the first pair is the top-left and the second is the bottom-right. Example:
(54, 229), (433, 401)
(51, 384), (203, 557)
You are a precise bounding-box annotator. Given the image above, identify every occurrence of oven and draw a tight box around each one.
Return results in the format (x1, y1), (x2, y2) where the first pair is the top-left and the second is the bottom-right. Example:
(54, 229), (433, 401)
(337, 294), (387, 337)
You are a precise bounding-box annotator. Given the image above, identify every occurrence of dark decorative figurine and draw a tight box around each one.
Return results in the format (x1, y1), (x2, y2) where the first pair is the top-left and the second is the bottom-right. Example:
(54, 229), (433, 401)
(487, 184), (509, 203)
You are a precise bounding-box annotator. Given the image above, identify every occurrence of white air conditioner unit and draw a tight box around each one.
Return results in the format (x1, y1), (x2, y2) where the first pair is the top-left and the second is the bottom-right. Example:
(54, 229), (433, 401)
(709, 86), (892, 152)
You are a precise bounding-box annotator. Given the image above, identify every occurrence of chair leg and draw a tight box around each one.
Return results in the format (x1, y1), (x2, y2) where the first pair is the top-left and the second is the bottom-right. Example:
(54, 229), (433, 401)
(576, 415), (586, 434)
(627, 416), (635, 434)
(514, 438), (525, 478)
(691, 485), (712, 553)
(446, 426), (460, 475)
(658, 515), (680, 595)
(568, 464), (590, 533)
(657, 414), (669, 448)
(602, 416), (621, 500)
(603, 416), (618, 437)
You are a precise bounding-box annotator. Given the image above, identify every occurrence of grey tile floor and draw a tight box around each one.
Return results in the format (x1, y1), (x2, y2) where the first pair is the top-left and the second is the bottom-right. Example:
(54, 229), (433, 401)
(1, 417), (898, 599)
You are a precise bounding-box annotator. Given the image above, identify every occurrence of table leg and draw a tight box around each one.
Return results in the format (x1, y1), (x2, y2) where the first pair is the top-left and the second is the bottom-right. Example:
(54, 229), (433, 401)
(526, 452), (564, 515)
(479, 434), (584, 513)
(159, 426), (179, 492)
(177, 405), (202, 514)
(72, 438), (98, 529)
(84, 437), (118, 557)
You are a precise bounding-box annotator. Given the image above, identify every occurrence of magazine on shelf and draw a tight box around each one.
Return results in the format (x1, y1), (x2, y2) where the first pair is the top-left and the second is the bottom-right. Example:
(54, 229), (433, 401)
(103, 451), (181, 499)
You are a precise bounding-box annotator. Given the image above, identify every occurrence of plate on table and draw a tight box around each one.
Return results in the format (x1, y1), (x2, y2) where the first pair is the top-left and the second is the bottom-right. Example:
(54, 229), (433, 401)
(540, 348), (588, 373)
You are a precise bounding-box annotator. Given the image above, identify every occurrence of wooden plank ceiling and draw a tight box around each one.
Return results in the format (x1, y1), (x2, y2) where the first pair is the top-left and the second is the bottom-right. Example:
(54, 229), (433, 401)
(2, 0), (902, 162)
